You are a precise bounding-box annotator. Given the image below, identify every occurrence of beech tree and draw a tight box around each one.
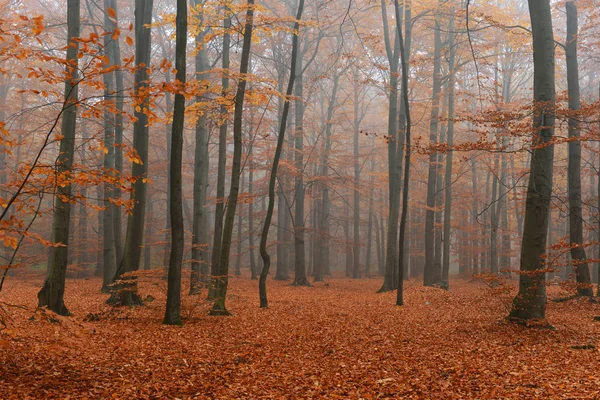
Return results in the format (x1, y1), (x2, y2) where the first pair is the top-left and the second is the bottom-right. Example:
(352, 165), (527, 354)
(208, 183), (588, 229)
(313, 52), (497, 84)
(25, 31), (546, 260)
(210, 0), (255, 315)
(509, 0), (556, 322)
(37, 0), (80, 316)
(109, 0), (154, 306)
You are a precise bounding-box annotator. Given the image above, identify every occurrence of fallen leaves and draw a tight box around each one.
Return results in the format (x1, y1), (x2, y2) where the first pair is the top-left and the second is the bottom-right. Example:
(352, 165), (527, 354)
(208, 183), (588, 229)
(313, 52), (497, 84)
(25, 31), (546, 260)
(0, 277), (600, 398)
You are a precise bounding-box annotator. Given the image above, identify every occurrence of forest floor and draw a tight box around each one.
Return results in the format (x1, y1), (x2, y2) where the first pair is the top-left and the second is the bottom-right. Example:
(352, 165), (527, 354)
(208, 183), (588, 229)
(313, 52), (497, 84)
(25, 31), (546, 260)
(1, 274), (600, 399)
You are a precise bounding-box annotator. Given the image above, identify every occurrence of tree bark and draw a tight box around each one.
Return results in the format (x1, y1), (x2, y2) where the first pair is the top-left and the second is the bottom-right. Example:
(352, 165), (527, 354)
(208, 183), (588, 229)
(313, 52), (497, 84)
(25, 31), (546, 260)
(190, 0), (211, 294)
(101, 0), (116, 292)
(509, 0), (555, 322)
(378, 0), (401, 292)
(108, 0), (153, 306)
(37, 0), (80, 316)
(210, 0), (254, 315)
(163, 0), (187, 325)
(424, 3), (442, 287)
(565, 0), (593, 297)
(208, 14), (231, 299)
(259, 0), (304, 307)
(442, 7), (455, 289)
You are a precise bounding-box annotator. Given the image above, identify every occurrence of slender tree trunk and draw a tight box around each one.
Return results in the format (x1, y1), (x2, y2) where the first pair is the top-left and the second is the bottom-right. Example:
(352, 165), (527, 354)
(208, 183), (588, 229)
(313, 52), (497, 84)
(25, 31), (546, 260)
(424, 4), (442, 287)
(211, 0), (254, 315)
(509, 0), (555, 322)
(248, 124), (257, 280)
(163, 0), (187, 325)
(566, 1), (593, 297)
(395, 0), (410, 306)
(352, 70), (361, 279)
(209, 15), (231, 299)
(292, 35), (309, 287)
(366, 141), (375, 278)
(37, 0), (80, 316)
(190, 1), (211, 294)
(101, 0), (116, 292)
(442, 8), (455, 289)
(111, 0), (124, 266)
(378, 0), (401, 292)
(108, 0), (153, 306)
(259, 0), (304, 307)
(235, 171), (245, 276)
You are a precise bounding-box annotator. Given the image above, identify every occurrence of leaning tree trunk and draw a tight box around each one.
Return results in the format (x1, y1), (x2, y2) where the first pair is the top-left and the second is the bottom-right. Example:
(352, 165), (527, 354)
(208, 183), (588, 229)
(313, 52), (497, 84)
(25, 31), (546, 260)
(509, 0), (555, 322)
(37, 0), (80, 316)
(565, 0), (593, 297)
(108, 0), (153, 306)
(210, 0), (254, 315)
(259, 0), (304, 307)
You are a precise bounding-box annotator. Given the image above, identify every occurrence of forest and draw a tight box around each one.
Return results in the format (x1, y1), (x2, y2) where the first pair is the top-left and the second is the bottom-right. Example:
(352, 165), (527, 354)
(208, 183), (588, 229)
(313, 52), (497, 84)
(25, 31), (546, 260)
(1, 0), (600, 397)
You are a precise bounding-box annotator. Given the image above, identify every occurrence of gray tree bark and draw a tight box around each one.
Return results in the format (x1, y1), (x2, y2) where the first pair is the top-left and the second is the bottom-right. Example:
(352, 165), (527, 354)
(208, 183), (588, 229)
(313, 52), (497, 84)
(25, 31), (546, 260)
(37, 0), (80, 316)
(565, 1), (593, 297)
(509, 0), (555, 322)
(211, 0), (254, 314)
(108, 0), (153, 306)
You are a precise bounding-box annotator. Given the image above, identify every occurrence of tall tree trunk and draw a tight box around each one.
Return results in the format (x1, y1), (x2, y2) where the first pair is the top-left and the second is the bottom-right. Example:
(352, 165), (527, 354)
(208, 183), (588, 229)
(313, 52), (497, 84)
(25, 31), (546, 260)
(209, 15), (231, 299)
(424, 3), (442, 287)
(210, 0), (254, 315)
(37, 0), (80, 316)
(163, 0), (187, 325)
(366, 140), (375, 278)
(395, 0), (410, 306)
(292, 36), (309, 286)
(442, 8), (455, 288)
(101, 0), (116, 292)
(352, 70), (361, 279)
(248, 121), (257, 280)
(509, 0), (555, 322)
(235, 171), (245, 276)
(111, 0), (124, 266)
(565, 1), (593, 297)
(108, 0), (153, 306)
(378, 0), (401, 292)
(259, 0), (304, 307)
(190, 0), (210, 294)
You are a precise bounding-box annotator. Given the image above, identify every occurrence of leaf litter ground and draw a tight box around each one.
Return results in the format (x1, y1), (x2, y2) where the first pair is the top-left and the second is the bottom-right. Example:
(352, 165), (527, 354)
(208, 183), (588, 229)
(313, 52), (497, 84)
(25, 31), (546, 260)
(1, 276), (600, 398)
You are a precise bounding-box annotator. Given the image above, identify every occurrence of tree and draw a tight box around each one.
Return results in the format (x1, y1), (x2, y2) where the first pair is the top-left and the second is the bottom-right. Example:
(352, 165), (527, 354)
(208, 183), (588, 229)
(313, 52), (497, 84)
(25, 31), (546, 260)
(208, 11), (231, 300)
(395, 0), (411, 306)
(190, 0), (211, 295)
(509, 0), (555, 322)
(163, 0), (188, 326)
(565, 0), (593, 298)
(108, 0), (154, 306)
(37, 0), (80, 316)
(259, 0), (304, 308)
(377, 0), (401, 293)
(101, 0), (116, 293)
(424, 1), (443, 288)
(210, 0), (255, 315)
